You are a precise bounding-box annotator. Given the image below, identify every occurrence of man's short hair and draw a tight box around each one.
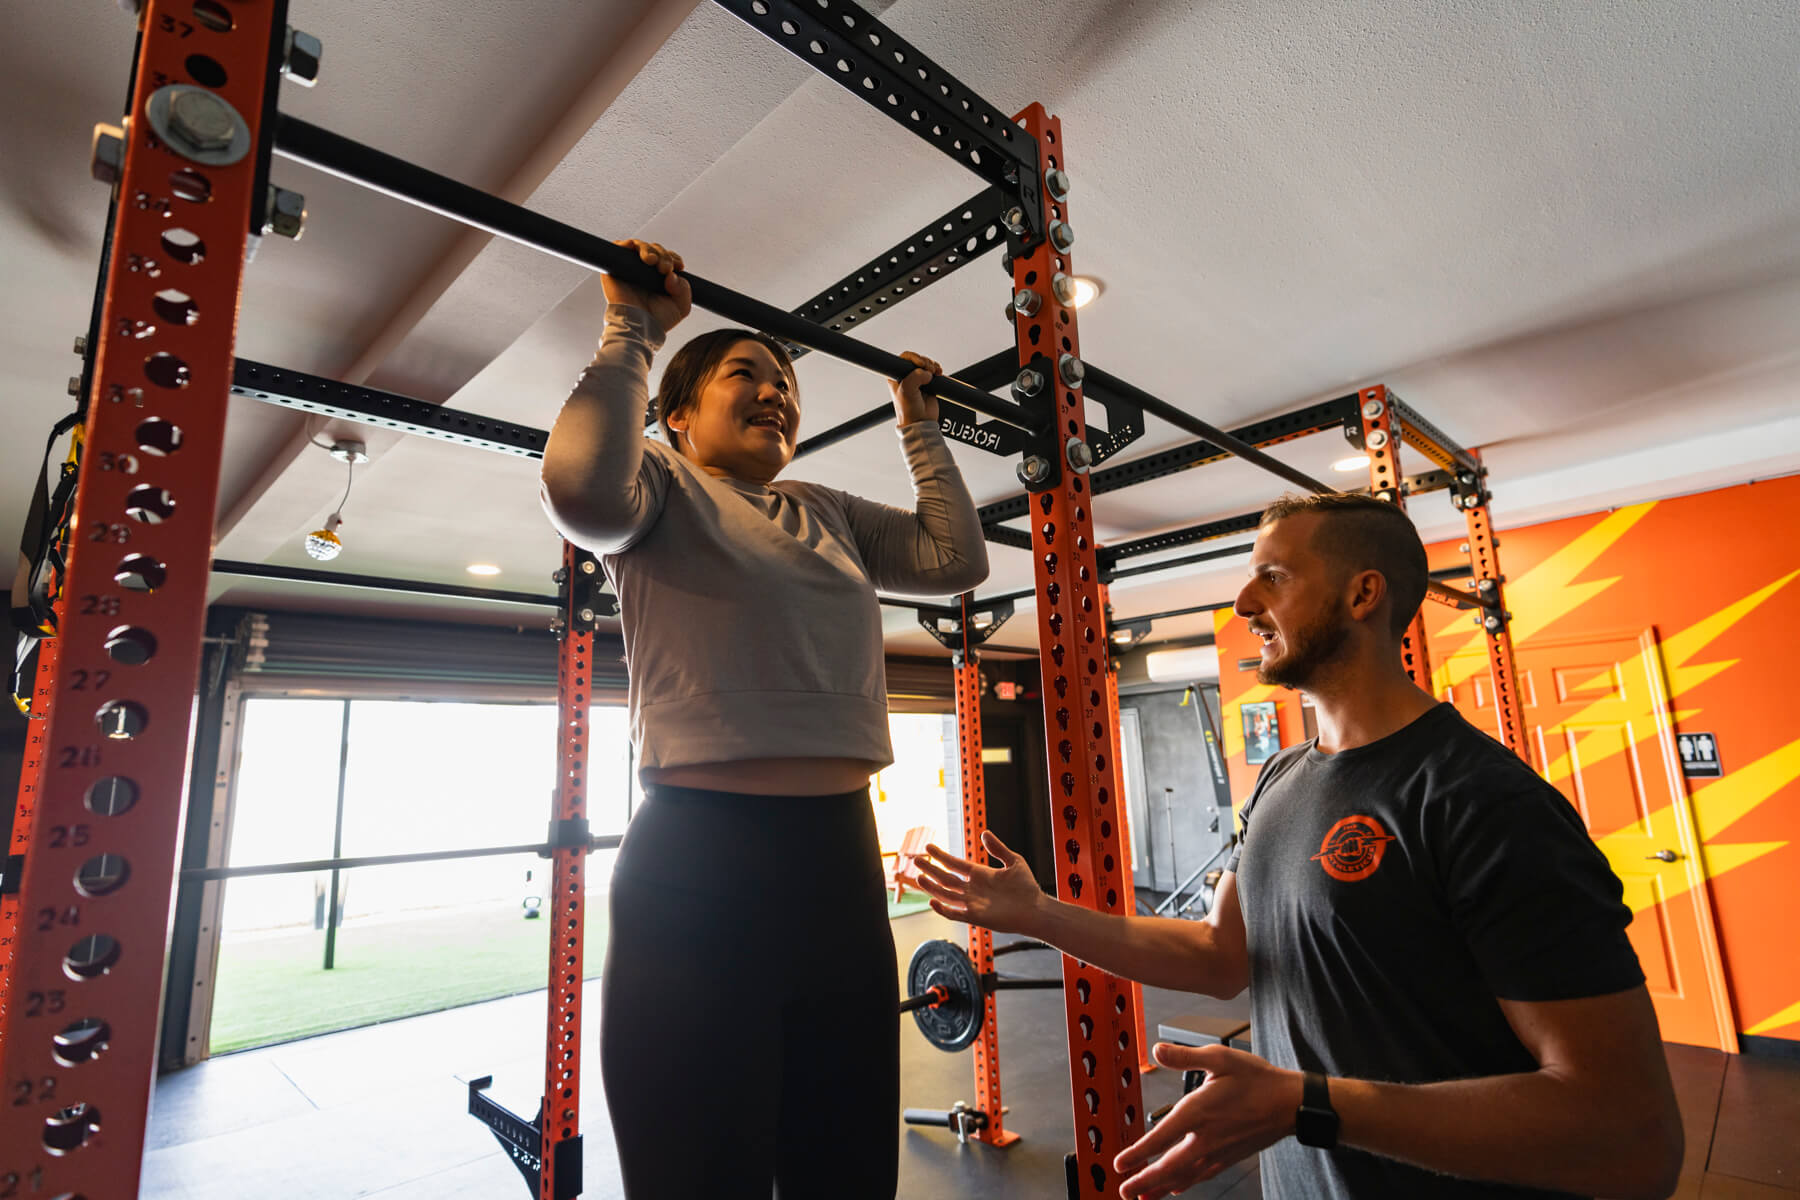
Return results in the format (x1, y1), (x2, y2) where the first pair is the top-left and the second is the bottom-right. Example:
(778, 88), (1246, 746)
(1260, 492), (1429, 637)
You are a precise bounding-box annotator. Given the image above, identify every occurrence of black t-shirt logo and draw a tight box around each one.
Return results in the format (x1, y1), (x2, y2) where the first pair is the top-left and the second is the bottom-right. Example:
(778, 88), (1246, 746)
(1311, 815), (1396, 882)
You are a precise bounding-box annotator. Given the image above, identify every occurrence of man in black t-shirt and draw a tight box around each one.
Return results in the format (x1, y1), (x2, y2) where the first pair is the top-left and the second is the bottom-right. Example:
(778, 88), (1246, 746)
(915, 493), (1683, 1199)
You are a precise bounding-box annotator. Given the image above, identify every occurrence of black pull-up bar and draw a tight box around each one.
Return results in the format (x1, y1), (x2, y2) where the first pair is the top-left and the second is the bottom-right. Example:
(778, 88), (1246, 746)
(1081, 366), (1336, 497)
(273, 115), (1039, 435)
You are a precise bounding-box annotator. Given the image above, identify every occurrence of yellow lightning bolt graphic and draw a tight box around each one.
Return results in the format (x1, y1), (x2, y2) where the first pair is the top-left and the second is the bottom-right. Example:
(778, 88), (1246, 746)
(1747, 999), (1800, 1037)
(1538, 569), (1799, 789)
(1429, 503), (1656, 695)
(1591, 735), (1800, 911)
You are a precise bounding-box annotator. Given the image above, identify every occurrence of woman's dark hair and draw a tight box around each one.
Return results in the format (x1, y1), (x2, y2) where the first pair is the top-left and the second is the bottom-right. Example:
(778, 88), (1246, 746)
(654, 328), (798, 450)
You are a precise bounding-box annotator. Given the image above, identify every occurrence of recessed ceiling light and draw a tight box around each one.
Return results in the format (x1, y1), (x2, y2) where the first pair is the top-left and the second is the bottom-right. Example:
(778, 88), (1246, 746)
(466, 564), (501, 576)
(1332, 455), (1371, 472)
(1071, 277), (1103, 309)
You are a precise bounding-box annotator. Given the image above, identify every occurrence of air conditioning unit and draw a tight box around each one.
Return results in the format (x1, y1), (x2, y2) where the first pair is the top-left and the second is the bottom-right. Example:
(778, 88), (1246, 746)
(1144, 644), (1220, 684)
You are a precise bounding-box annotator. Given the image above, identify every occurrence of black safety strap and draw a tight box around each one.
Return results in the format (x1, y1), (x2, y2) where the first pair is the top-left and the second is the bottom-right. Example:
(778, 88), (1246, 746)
(11, 413), (81, 714)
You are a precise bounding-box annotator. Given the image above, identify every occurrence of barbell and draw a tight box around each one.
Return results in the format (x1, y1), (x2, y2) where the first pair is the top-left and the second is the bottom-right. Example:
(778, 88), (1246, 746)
(899, 938), (1062, 1052)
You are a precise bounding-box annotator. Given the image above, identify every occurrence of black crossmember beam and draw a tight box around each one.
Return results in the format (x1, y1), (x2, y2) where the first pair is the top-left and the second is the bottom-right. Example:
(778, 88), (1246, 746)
(1104, 542), (1253, 583)
(979, 394), (1361, 527)
(233, 359), (546, 457)
(217, 557), (956, 617)
(984, 525), (1032, 550)
(783, 186), (1011, 358)
(1388, 393), (1481, 476)
(1084, 365), (1335, 495)
(1098, 469), (1456, 571)
(1100, 512), (1265, 568)
(212, 558), (571, 610)
(1112, 600), (1236, 629)
(273, 116), (1040, 435)
(711, 0), (1039, 202)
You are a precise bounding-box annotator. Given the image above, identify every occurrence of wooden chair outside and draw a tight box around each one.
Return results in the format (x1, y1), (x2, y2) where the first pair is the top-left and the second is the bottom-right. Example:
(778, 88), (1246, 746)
(882, 825), (934, 903)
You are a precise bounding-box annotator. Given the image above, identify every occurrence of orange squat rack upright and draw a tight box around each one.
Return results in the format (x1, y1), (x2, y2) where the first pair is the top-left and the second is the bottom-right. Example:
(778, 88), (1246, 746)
(1, 3), (283, 1192)
(1, 3), (1527, 1197)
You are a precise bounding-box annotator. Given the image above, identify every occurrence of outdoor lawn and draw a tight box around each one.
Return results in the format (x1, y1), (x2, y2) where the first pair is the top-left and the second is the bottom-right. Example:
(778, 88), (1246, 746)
(209, 892), (935, 1053)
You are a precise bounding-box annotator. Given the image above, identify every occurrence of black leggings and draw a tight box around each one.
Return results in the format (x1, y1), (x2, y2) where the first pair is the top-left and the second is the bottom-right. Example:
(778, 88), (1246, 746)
(599, 784), (898, 1200)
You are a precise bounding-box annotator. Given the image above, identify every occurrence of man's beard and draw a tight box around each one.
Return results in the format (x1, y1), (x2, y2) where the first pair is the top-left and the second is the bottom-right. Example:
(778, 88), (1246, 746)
(1256, 600), (1351, 689)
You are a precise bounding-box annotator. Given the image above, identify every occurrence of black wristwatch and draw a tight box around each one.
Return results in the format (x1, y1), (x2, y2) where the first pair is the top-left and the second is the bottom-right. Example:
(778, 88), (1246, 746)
(1295, 1070), (1339, 1149)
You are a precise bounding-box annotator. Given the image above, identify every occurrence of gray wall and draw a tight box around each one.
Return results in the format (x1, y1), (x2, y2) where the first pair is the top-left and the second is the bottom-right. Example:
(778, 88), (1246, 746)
(1118, 685), (1232, 898)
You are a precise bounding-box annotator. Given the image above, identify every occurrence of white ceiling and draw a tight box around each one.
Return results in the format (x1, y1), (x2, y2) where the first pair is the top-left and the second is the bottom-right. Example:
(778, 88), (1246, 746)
(5, 0), (1799, 661)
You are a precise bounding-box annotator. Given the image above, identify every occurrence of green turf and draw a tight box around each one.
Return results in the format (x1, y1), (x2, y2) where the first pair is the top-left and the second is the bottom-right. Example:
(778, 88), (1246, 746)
(207, 899), (611, 1055)
(210, 892), (938, 1054)
(887, 894), (933, 919)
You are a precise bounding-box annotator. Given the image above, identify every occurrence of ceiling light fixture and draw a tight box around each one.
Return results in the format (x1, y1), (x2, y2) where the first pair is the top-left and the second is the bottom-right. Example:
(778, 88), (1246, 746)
(467, 564), (502, 577)
(1071, 277), (1103, 309)
(304, 439), (366, 562)
(1332, 455), (1371, 473)
(1109, 619), (1151, 649)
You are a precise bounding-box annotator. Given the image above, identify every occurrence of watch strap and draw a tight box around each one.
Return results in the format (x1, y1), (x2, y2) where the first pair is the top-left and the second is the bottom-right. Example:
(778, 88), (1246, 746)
(1296, 1070), (1339, 1149)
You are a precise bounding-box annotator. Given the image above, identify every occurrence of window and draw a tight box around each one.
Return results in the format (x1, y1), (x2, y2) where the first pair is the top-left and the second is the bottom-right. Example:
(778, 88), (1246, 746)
(208, 697), (633, 1053)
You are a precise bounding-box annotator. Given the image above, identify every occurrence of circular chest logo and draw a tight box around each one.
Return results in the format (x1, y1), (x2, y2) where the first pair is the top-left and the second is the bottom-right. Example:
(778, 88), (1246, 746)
(1311, 814), (1396, 882)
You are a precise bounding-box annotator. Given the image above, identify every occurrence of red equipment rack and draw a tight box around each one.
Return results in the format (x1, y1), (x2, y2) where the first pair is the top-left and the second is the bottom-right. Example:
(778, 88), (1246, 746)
(0, 4), (1526, 1196)
(1007, 103), (1148, 1193)
(0, 3), (280, 1192)
(951, 595), (1020, 1148)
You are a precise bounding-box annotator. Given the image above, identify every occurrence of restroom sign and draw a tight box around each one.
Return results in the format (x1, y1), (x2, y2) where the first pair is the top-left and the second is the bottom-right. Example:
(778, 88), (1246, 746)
(1676, 732), (1723, 778)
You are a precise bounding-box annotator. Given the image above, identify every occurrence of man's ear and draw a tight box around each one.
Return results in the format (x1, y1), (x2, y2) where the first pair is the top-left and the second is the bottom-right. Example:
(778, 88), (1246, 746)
(1346, 568), (1388, 627)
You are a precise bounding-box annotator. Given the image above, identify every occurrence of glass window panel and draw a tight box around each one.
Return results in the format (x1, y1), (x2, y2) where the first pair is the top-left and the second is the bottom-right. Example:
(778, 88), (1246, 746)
(339, 701), (556, 856)
(227, 698), (345, 868)
(208, 850), (616, 1054)
(874, 712), (953, 854)
(587, 704), (633, 836)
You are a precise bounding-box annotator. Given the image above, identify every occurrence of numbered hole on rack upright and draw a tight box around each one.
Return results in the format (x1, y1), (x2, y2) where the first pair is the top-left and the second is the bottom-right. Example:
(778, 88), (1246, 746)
(104, 625), (158, 666)
(51, 1016), (113, 1067)
(41, 1101), (103, 1155)
(95, 700), (148, 741)
(185, 54), (228, 87)
(74, 854), (131, 898)
(192, 0), (234, 32)
(169, 168), (212, 204)
(125, 485), (176, 523)
(144, 352), (191, 390)
(64, 934), (122, 980)
(152, 288), (199, 327)
(114, 555), (168, 594)
(136, 418), (184, 456)
(161, 227), (205, 264)
(85, 776), (139, 817)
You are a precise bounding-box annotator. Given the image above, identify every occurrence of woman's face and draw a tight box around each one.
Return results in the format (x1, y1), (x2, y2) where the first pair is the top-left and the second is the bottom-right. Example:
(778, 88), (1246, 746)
(667, 338), (800, 484)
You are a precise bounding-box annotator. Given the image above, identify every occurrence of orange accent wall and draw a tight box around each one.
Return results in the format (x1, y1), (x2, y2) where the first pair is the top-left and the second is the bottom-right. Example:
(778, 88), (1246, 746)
(1215, 475), (1800, 1045)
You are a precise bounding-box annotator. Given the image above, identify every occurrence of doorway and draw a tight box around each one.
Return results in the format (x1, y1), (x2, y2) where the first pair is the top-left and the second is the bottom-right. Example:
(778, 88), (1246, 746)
(1440, 630), (1737, 1050)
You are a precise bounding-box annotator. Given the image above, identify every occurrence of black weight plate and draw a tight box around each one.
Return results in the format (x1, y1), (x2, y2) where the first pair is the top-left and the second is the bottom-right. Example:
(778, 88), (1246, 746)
(906, 938), (983, 1052)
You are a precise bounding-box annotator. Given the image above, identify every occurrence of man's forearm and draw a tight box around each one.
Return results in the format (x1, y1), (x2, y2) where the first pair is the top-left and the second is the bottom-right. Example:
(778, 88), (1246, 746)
(1332, 1071), (1681, 1200)
(1026, 897), (1245, 998)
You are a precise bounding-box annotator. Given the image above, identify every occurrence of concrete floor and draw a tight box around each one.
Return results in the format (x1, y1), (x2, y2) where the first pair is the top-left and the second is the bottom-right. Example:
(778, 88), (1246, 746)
(142, 909), (1800, 1198)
